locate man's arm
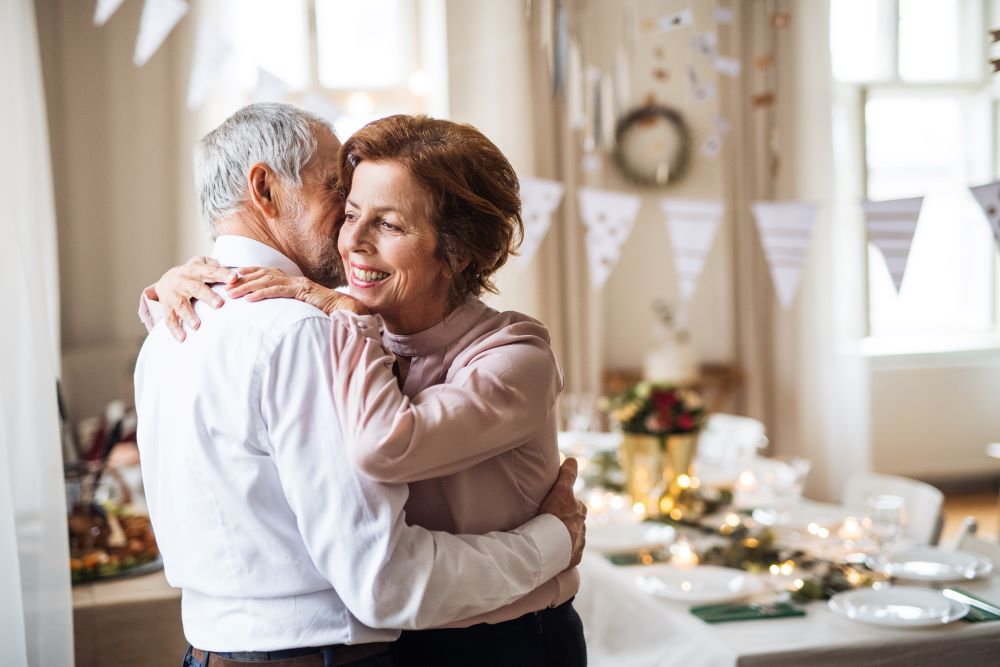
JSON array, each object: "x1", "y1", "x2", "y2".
[{"x1": 258, "y1": 316, "x2": 583, "y2": 630}]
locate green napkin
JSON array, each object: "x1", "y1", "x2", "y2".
[
  {"x1": 953, "y1": 588, "x2": 1000, "y2": 623},
  {"x1": 605, "y1": 551, "x2": 670, "y2": 566},
  {"x1": 690, "y1": 601, "x2": 806, "y2": 624}
]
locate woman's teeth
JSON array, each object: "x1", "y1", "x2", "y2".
[{"x1": 353, "y1": 267, "x2": 389, "y2": 282}]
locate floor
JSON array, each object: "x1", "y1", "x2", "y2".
[{"x1": 941, "y1": 489, "x2": 999, "y2": 542}]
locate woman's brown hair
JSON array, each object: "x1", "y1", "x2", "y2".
[{"x1": 339, "y1": 115, "x2": 523, "y2": 305}]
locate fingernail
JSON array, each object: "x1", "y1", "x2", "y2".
[{"x1": 228, "y1": 272, "x2": 238, "y2": 283}]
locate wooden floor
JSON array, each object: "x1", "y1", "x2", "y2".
[{"x1": 941, "y1": 489, "x2": 999, "y2": 542}]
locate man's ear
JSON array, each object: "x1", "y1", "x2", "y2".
[{"x1": 247, "y1": 163, "x2": 279, "y2": 218}]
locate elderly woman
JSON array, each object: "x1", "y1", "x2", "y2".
[{"x1": 145, "y1": 115, "x2": 586, "y2": 666}]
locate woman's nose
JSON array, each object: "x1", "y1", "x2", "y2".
[{"x1": 342, "y1": 219, "x2": 374, "y2": 252}]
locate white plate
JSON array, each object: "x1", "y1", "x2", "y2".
[
  {"x1": 868, "y1": 546, "x2": 993, "y2": 582},
  {"x1": 634, "y1": 564, "x2": 764, "y2": 604},
  {"x1": 586, "y1": 520, "x2": 677, "y2": 554},
  {"x1": 829, "y1": 586, "x2": 968, "y2": 627}
]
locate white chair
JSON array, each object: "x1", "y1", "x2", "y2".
[
  {"x1": 695, "y1": 414, "x2": 768, "y2": 487},
  {"x1": 841, "y1": 473, "x2": 944, "y2": 545},
  {"x1": 957, "y1": 533, "x2": 1000, "y2": 568}
]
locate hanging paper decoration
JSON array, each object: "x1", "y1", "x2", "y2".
[
  {"x1": 715, "y1": 6, "x2": 734, "y2": 24},
  {"x1": 661, "y1": 198, "x2": 725, "y2": 303},
  {"x1": 969, "y1": 181, "x2": 1000, "y2": 247},
  {"x1": 691, "y1": 32, "x2": 718, "y2": 57},
  {"x1": 658, "y1": 8, "x2": 694, "y2": 32},
  {"x1": 751, "y1": 201, "x2": 819, "y2": 308},
  {"x1": 700, "y1": 134, "x2": 723, "y2": 158},
  {"x1": 579, "y1": 187, "x2": 643, "y2": 289},
  {"x1": 715, "y1": 56, "x2": 742, "y2": 77},
  {"x1": 861, "y1": 197, "x2": 924, "y2": 292},
  {"x1": 134, "y1": 0, "x2": 189, "y2": 67},
  {"x1": 513, "y1": 177, "x2": 566, "y2": 269},
  {"x1": 93, "y1": 0, "x2": 125, "y2": 26},
  {"x1": 252, "y1": 68, "x2": 291, "y2": 102},
  {"x1": 688, "y1": 66, "x2": 716, "y2": 103},
  {"x1": 186, "y1": 22, "x2": 232, "y2": 110}
]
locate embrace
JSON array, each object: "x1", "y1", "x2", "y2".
[{"x1": 134, "y1": 103, "x2": 588, "y2": 667}]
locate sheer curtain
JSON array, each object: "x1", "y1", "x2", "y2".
[{"x1": 0, "y1": 0, "x2": 74, "y2": 664}]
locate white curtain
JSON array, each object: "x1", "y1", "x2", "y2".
[{"x1": 0, "y1": 0, "x2": 75, "y2": 664}]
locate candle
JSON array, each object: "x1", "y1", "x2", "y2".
[
  {"x1": 839, "y1": 516, "x2": 864, "y2": 541},
  {"x1": 670, "y1": 540, "x2": 700, "y2": 568}
]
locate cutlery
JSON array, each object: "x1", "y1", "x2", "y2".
[{"x1": 942, "y1": 588, "x2": 1000, "y2": 618}]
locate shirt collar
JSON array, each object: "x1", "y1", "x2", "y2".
[
  {"x1": 381, "y1": 296, "x2": 489, "y2": 357},
  {"x1": 211, "y1": 235, "x2": 304, "y2": 278}
]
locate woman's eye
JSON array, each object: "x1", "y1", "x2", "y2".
[{"x1": 379, "y1": 220, "x2": 402, "y2": 232}]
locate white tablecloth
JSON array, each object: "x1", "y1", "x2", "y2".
[{"x1": 576, "y1": 543, "x2": 1000, "y2": 666}]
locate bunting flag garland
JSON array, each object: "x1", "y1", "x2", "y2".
[
  {"x1": 186, "y1": 22, "x2": 232, "y2": 110},
  {"x1": 861, "y1": 197, "x2": 924, "y2": 292},
  {"x1": 252, "y1": 68, "x2": 291, "y2": 103},
  {"x1": 691, "y1": 32, "x2": 718, "y2": 57},
  {"x1": 969, "y1": 181, "x2": 1000, "y2": 247},
  {"x1": 513, "y1": 177, "x2": 565, "y2": 269},
  {"x1": 93, "y1": 0, "x2": 125, "y2": 26},
  {"x1": 134, "y1": 0, "x2": 189, "y2": 67},
  {"x1": 714, "y1": 56, "x2": 742, "y2": 77},
  {"x1": 661, "y1": 198, "x2": 725, "y2": 303},
  {"x1": 688, "y1": 65, "x2": 716, "y2": 103},
  {"x1": 658, "y1": 8, "x2": 694, "y2": 32},
  {"x1": 715, "y1": 7, "x2": 734, "y2": 24},
  {"x1": 579, "y1": 187, "x2": 643, "y2": 289},
  {"x1": 751, "y1": 201, "x2": 819, "y2": 308}
]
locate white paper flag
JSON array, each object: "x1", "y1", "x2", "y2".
[
  {"x1": 513, "y1": 177, "x2": 565, "y2": 269},
  {"x1": 700, "y1": 133, "x2": 723, "y2": 158},
  {"x1": 861, "y1": 197, "x2": 923, "y2": 292},
  {"x1": 969, "y1": 181, "x2": 1000, "y2": 248},
  {"x1": 186, "y1": 23, "x2": 232, "y2": 110},
  {"x1": 134, "y1": 0, "x2": 189, "y2": 67},
  {"x1": 715, "y1": 7, "x2": 734, "y2": 24},
  {"x1": 578, "y1": 187, "x2": 642, "y2": 289},
  {"x1": 691, "y1": 32, "x2": 718, "y2": 57},
  {"x1": 661, "y1": 198, "x2": 725, "y2": 303},
  {"x1": 94, "y1": 0, "x2": 125, "y2": 26},
  {"x1": 715, "y1": 56, "x2": 742, "y2": 77},
  {"x1": 751, "y1": 201, "x2": 818, "y2": 308},
  {"x1": 252, "y1": 68, "x2": 291, "y2": 102},
  {"x1": 658, "y1": 8, "x2": 694, "y2": 32},
  {"x1": 688, "y1": 66, "x2": 716, "y2": 103}
]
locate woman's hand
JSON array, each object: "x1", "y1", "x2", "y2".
[
  {"x1": 147, "y1": 256, "x2": 239, "y2": 341},
  {"x1": 227, "y1": 267, "x2": 369, "y2": 317}
]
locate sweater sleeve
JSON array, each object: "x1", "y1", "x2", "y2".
[{"x1": 328, "y1": 310, "x2": 564, "y2": 483}]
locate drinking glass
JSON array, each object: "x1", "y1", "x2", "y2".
[{"x1": 864, "y1": 494, "x2": 907, "y2": 553}]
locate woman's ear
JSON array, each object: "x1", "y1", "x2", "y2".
[{"x1": 247, "y1": 163, "x2": 279, "y2": 218}]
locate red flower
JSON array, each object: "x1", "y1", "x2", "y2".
[
  {"x1": 677, "y1": 414, "x2": 694, "y2": 431},
  {"x1": 651, "y1": 389, "x2": 677, "y2": 415}
]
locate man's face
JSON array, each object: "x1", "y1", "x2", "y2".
[{"x1": 278, "y1": 128, "x2": 344, "y2": 287}]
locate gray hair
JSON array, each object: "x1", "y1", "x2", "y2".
[{"x1": 193, "y1": 102, "x2": 334, "y2": 234}]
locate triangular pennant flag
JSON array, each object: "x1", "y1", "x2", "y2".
[
  {"x1": 861, "y1": 196, "x2": 923, "y2": 292},
  {"x1": 658, "y1": 8, "x2": 694, "y2": 32},
  {"x1": 94, "y1": 0, "x2": 125, "y2": 26},
  {"x1": 134, "y1": 0, "x2": 189, "y2": 67},
  {"x1": 751, "y1": 201, "x2": 818, "y2": 308},
  {"x1": 661, "y1": 198, "x2": 724, "y2": 303},
  {"x1": 512, "y1": 177, "x2": 565, "y2": 270},
  {"x1": 252, "y1": 68, "x2": 291, "y2": 103},
  {"x1": 578, "y1": 187, "x2": 642, "y2": 289},
  {"x1": 969, "y1": 181, "x2": 1000, "y2": 248},
  {"x1": 186, "y1": 22, "x2": 232, "y2": 110}
]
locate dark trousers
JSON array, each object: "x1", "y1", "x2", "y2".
[{"x1": 393, "y1": 599, "x2": 587, "y2": 667}]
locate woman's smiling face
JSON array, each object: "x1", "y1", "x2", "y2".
[{"x1": 339, "y1": 160, "x2": 453, "y2": 334}]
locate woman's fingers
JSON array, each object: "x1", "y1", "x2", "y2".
[
  {"x1": 164, "y1": 308, "x2": 186, "y2": 342},
  {"x1": 188, "y1": 280, "x2": 224, "y2": 309},
  {"x1": 244, "y1": 285, "x2": 298, "y2": 302},
  {"x1": 227, "y1": 270, "x2": 292, "y2": 299},
  {"x1": 173, "y1": 296, "x2": 201, "y2": 331}
]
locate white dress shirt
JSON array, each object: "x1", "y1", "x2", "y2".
[{"x1": 134, "y1": 235, "x2": 571, "y2": 652}]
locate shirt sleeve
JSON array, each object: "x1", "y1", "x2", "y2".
[
  {"x1": 138, "y1": 286, "x2": 163, "y2": 332},
  {"x1": 257, "y1": 316, "x2": 571, "y2": 630},
  {"x1": 328, "y1": 311, "x2": 564, "y2": 483}
]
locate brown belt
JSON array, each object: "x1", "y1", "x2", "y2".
[{"x1": 190, "y1": 642, "x2": 392, "y2": 667}]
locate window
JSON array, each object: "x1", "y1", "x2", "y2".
[
  {"x1": 218, "y1": 0, "x2": 447, "y2": 138},
  {"x1": 831, "y1": 0, "x2": 1000, "y2": 345}
]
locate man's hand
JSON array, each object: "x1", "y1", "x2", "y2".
[{"x1": 539, "y1": 458, "x2": 587, "y2": 568}]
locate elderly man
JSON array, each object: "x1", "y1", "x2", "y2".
[{"x1": 134, "y1": 103, "x2": 585, "y2": 667}]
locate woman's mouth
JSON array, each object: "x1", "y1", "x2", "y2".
[{"x1": 350, "y1": 265, "x2": 390, "y2": 286}]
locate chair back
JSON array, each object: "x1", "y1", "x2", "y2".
[
  {"x1": 956, "y1": 533, "x2": 1000, "y2": 568},
  {"x1": 841, "y1": 473, "x2": 944, "y2": 545}
]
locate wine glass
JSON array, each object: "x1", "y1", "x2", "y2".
[{"x1": 864, "y1": 494, "x2": 907, "y2": 555}]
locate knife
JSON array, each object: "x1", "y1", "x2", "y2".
[{"x1": 942, "y1": 587, "x2": 1000, "y2": 617}]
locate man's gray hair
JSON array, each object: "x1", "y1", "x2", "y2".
[{"x1": 194, "y1": 103, "x2": 334, "y2": 233}]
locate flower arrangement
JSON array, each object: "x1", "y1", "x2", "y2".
[{"x1": 605, "y1": 382, "x2": 707, "y2": 436}]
